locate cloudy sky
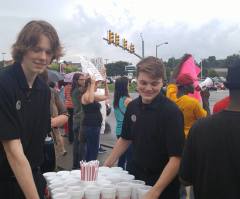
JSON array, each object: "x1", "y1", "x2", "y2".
[{"x1": 0, "y1": 0, "x2": 240, "y2": 65}]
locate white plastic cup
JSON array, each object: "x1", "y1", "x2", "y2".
[
  {"x1": 116, "y1": 182, "x2": 131, "y2": 187},
  {"x1": 101, "y1": 185, "x2": 116, "y2": 199},
  {"x1": 110, "y1": 167, "x2": 123, "y2": 172},
  {"x1": 81, "y1": 180, "x2": 96, "y2": 187},
  {"x1": 65, "y1": 179, "x2": 81, "y2": 187},
  {"x1": 131, "y1": 184, "x2": 145, "y2": 199},
  {"x1": 45, "y1": 175, "x2": 57, "y2": 184},
  {"x1": 84, "y1": 186, "x2": 101, "y2": 199},
  {"x1": 50, "y1": 187, "x2": 66, "y2": 196},
  {"x1": 121, "y1": 174, "x2": 135, "y2": 182},
  {"x1": 96, "y1": 179, "x2": 112, "y2": 186},
  {"x1": 131, "y1": 180, "x2": 145, "y2": 185},
  {"x1": 69, "y1": 189, "x2": 84, "y2": 199},
  {"x1": 137, "y1": 185, "x2": 152, "y2": 199},
  {"x1": 106, "y1": 174, "x2": 122, "y2": 184},
  {"x1": 52, "y1": 192, "x2": 71, "y2": 199},
  {"x1": 43, "y1": 172, "x2": 57, "y2": 178},
  {"x1": 49, "y1": 177, "x2": 64, "y2": 185},
  {"x1": 57, "y1": 170, "x2": 70, "y2": 176},
  {"x1": 48, "y1": 182, "x2": 64, "y2": 191},
  {"x1": 98, "y1": 166, "x2": 110, "y2": 172},
  {"x1": 120, "y1": 170, "x2": 129, "y2": 174},
  {"x1": 70, "y1": 169, "x2": 81, "y2": 175},
  {"x1": 70, "y1": 169, "x2": 81, "y2": 179},
  {"x1": 116, "y1": 183, "x2": 132, "y2": 199}
]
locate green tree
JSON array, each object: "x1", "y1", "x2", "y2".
[
  {"x1": 105, "y1": 61, "x2": 131, "y2": 76},
  {"x1": 165, "y1": 67, "x2": 172, "y2": 82},
  {"x1": 225, "y1": 54, "x2": 240, "y2": 67},
  {"x1": 208, "y1": 69, "x2": 218, "y2": 77},
  {"x1": 64, "y1": 65, "x2": 79, "y2": 73},
  {"x1": 49, "y1": 63, "x2": 59, "y2": 71},
  {"x1": 201, "y1": 67, "x2": 209, "y2": 78},
  {"x1": 166, "y1": 57, "x2": 179, "y2": 68},
  {"x1": 48, "y1": 63, "x2": 79, "y2": 73}
]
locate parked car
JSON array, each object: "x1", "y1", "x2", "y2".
[
  {"x1": 106, "y1": 77, "x2": 114, "y2": 84},
  {"x1": 209, "y1": 84, "x2": 218, "y2": 91},
  {"x1": 215, "y1": 82, "x2": 225, "y2": 90},
  {"x1": 131, "y1": 78, "x2": 137, "y2": 84}
]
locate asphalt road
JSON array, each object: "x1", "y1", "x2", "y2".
[{"x1": 57, "y1": 90, "x2": 229, "y2": 170}]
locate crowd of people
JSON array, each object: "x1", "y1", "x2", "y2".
[{"x1": 0, "y1": 19, "x2": 239, "y2": 199}]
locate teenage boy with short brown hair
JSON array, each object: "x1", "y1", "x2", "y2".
[
  {"x1": 104, "y1": 56, "x2": 184, "y2": 199},
  {"x1": 0, "y1": 20, "x2": 63, "y2": 199}
]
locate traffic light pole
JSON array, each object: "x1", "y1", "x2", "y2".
[
  {"x1": 140, "y1": 33, "x2": 144, "y2": 58},
  {"x1": 103, "y1": 38, "x2": 143, "y2": 60}
]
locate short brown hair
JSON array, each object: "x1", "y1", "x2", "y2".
[
  {"x1": 12, "y1": 20, "x2": 63, "y2": 63},
  {"x1": 136, "y1": 56, "x2": 165, "y2": 79}
]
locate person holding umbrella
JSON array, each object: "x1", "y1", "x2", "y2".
[{"x1": 81, "y1": 69, "x2": 109, "y2": 161}]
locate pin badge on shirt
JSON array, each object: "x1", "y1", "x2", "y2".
[
  {"x1": 16, "y1": 100, "x2": 21, "y2": 110},
  {"x1": 131, "y1": 114, "x2": 137, "y2": 122}
]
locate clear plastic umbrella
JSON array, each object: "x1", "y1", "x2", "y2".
[{"x1": 64, "y1": 71, "x2": 83, "y2": 83}]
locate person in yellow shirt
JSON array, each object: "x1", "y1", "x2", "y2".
[
  {"x1": 167, "y1": 74, "x2": 207, "y2": 199},
  {"x1": 167, "y1": 74, "x2": 207, "y2": 138}
]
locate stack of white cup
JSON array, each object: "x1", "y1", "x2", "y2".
[
  {"x1": 43, "y1": 166, "x2": 152, "y2": 199},
  {"x1": 116, "y1": 182, "x2": 132, "y2": 199},
  {"x1": 130, "y1": 180, "x2": 146, "y2": 199},
  {"x1": 84, "y1": 186, "x2": 101, "y2": 199},
  {"x1": 101, "y1": 184, "x2": 116, "y2": 199},
  {"x1": 137, "y1": 185, "x2": 152, "y2": 199}
]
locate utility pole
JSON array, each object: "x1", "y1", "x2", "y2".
[
  {"x1": 105, "y1": 59, "x2": 109, "y2": 65},
  {"x1": 140, "y1": 33, "x2": 144, "y2": 58},
  {"x1": 156, "y1": 42, "x2": 168, "y2": 58},
  {"x1": 103, "y1": 30, "x2": 143, "y2": 59},
  {"x1": 1, "y1": 52, "x2": 6, "y2": 67},
  {"x1": 103, "y1": 37, "x2": 142, "y2": 59}
]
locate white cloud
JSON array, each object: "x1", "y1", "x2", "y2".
[{"x1": 1, "y1": 0, "x2": 240, "y2": 65}]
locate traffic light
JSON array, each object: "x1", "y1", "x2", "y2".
[
  {"x1": 114, "y1": 33, "x2": 120, "y2": 46},
  {"x1": 123, "y1": 39, "x2": 128, "y2": 49},
  {"x1": 108, "y1": 30, "x2": 114, "y2": 44},
  {"x1": 130, "y1": 43, "x2": 135, "y2": 53}
]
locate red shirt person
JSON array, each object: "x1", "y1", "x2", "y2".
[{"x1": 212, "y1": 96, "x2": 230, "y2": 113}]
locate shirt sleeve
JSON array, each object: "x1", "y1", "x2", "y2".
[
  {"x1": 165, "y1": 105, "x2": 185, "y2": 157},
  {"x1": 194, "y1": 101, "x2": 207, "y2": 119},
  {"x1": 120, "y1": 105, "x2": 133, "y2": 140},
  {"x1": 0, "y1": 84, "x2": 20, "y2": 140},
  {"x1": 179, "y1": 126, "x2": 195, "y2": 185},
  {"x1": 54, "y1": 89, "x2": 68, "y2": 115},
  {"x1": 46, "y1": 88, "x2": 52, "y2": 135},
  {"x1": 213, "y1": 96, "x2": 230, "y2": 114}
]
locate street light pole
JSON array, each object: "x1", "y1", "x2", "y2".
[
  {"x1": 105, "y1": 59, "x2": 109, "y2": 65},
  {"x1": 2, "y1": 52, "x2": 6, "y2": 67},
  {"x1": 156, "y1": 42, "x2": 168, "y2": 58},
  {"x1": 140, "y1": 33, "x2": 144, "y2": 58}
]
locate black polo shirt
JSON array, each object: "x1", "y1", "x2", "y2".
[
  {"x1": 0, "y1": 63, "x2": 51, "y2": 178},
  {"x1": 121, "y1": 93, "x2": 184, "y2": 171},
  {"x1": 180, "y1": 110, "x2": 240, "y2": 199}
]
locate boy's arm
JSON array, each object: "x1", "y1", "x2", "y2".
[{"x1": 2, "y1": 139, "x2": 40, "y2": 199}]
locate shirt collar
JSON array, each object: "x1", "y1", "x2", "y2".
[
  {"x1": 137, "y1": 93, "x2": 164, "y2": 110},
  {"x1": 13, "y1": 62, "x2": 43, "y2": 90}
]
